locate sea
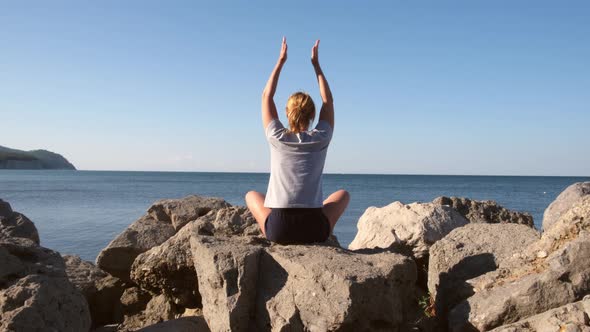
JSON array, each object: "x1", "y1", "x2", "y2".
[{"x1": 1, "y1": 170, "x2": 588, "y2": 262}]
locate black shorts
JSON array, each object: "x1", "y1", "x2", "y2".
[{"x1": 265, "y1": 208, "x2": 331, "y2": 244}]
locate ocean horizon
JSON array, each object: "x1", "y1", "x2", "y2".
[{"x1": 1, "y1": 170, "x2": 589, "y2": 262}]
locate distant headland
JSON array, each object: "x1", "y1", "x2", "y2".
[{"x1": 0, "y1": 145, "x2": 76, "y2": 170}]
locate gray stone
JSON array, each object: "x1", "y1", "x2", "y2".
[
  {"x1": 448, "y1": 196, "x2": 590, "y2": 331},
  {"x1": 256, "y1": 245, "x2": 417, "y2": 331},
  {"x1": 136, "y1": 316, "x2": 210, "y2": 332},
  {"x1": 0, "y1": 198, "x2": 13, "y2": 218},
  {"x1": 63, "y1": 254, "x2": 130, "y2": 327},
  {"x1": 543, "y1": 181, "x2": 590, "y2": 231},
  {"x1": 91, "y1": 275, "x2": 126, "y2": 326},
  {"x1": 63, "y1": 254, "x2": 108, "y2": 300},
  {"x1": 0, "y1": 210, "x2": 40, "y2": 245},
  {"x1": 349, "y1": 201, "x2": 469, "y2": 260},
  {"x1": 148, "y1": 195, "x2": 230, "y2": 230},
  {"x1": 96, "y1": 214, "x2": 176, "y2": 280},
  {"x1": 130, "y1": 220, "x2": 205, "y2": 308},
  {"x1": 428, "y1": 223, "x2": 540, "y2": 317},
  {"x1": 0, "y1": 274, "x2": 91, "y2": 332},
  {"x1": 97, "y1": 196, "x2": 232, "y2": 281},
  {"x1": 120, "y1": 294, "x2": 178, "y2": 332},
  {"x1": 120, "y1": 286, "x2": 151, "y2": 318},
  {"x1": 92, "y1": 324, "x2": 119, "y2": 332},
  {"x1": 489, "y1": 296, "x2": 590, "y2": 332},
  {"x1": 190, "y1": 235, "x2": 264, "y2": 332},
  {"x1": 0, "y1": 236, "x2": 90, "y2": 331},
  {"x1": 130, "y1": 206, "x2": 265, "y2": 308},
  {"x1": 433, "y1": 196, "x2": 534, "y2": 227}
]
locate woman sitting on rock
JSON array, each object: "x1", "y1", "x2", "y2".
[{"x1": 245, "y1": 37, "x2": 349, "y2": 244}]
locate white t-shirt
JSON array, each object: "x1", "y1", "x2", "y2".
[{"x1": 264, "y1": 119, "x2": 333, "y2": 208}]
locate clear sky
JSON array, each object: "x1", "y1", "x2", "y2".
[{"x1": 2, "y1": 1, "x2": 589, "y2": 176}]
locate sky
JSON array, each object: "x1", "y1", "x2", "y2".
[{"x1": 1, "y1": 1, "x2": 589, "y2": 176}]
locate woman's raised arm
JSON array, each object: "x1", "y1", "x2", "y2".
[
  {"x1": 311, "y1": 40, "x2": 334, "y2": 129},
  {"x1": 261, "y1": 37, "x2": 287, "y2": 130}
]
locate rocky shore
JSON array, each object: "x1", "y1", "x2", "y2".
[{"x1": 1, "y1": 182, "x2": 589, "y2": 331}]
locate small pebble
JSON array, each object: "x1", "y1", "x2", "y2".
[{"x1": 536, "y1": 250, "x2": 548, "y2": 258}]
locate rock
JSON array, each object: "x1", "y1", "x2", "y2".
[
  {"x1": 256, "y1": 245, "x2": 417, "y2": 331},
  {"x1": 120, "y1": 294, "x2": 178, "y2": 331},
  {"x1": 130, "y1": 206, "x2": 263, "y2": 308},
  {"x1": 96, "y1": 214, "x2": 176, "y2": 280},
  {"x1": 207, "y1": 206, "x2": 260, "y2": 237},
  {"x1": 136, "y1": 316, "x2": 210, "y2": 332},
  {"x1": 427, "y1": 223, "x2": 540, "y2": 317},
  {"x1": 0, "y1": 231, "x2": 90, "y2": 331},
  {"x1": 0, "y1": 275, "x2": 91, "y2": 332},
  {"x1": 91, "y1": 275, "x2": 127, "y2": 326},
  {"x1": 0, "y1": 199, "x2": 13, "y2": 218},
  {"x1": 97, "y1": 196, "x2": 231, "y2": 281},
  {"x1": 130, "y1": 220, "x2": 205, "y2": 308},
  {"x1": 349, "y1": 201, "x2": 469, "y2": 260},
  {"x1": 63, "y1": 254, "x2": 130, "y2": 327},
  {"x1": 92, "y1": 324, "x2": 119, "y2": 332},
  {"x1": 448, "y1": 196, "x2": 590, "y2": 331},
  {"x1": 191, "y1": 235, "x2": 264, "y2": 332},
  {"x1": 0, "y1": 200, "x2": 40, "y2": 244},
  {"x1": 148, "y1": 195, "x2": 230, "y2": 230},
  {"x1": 489, "y1": 296, "x2": 590, "y2": 332},
  {"x1": 433, "y1": 196, "x2": 534, "y2": 227},
  {"x1": 63, "y1": 254, "x2": 108, "y2": 300},
  {"x1": 120, "y1": 286, "x2": 151, "y2": 317},
  {"x1": 543, "y1": 181, "x2": 590, "y2": 231}
]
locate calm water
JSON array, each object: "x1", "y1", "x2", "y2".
[{"x1": 1, "y1": 170, "x2": 588, "y2": 261}]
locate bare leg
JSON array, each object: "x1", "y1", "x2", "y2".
[
  {"x1": 245, "y1": 191, "x2": 271, "y2": 237},
  {"x1": 322, "y1": 189, "x2": 350, "y2": 233}
]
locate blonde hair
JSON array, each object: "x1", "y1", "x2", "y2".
[{"x1": 286, "y1": 92, "x2": 315, "y2": 133}]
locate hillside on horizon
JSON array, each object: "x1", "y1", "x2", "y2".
[{"x1": 0, "y1": 145, "x2": 76, "y2": 170}]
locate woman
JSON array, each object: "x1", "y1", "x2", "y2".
[{"x1": 245, "y1": 37, "x2": 349, "y2": 244}]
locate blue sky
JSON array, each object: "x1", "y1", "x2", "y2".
[{"x1": 2, "y1": 1, "x2": 589, "y2": 175}]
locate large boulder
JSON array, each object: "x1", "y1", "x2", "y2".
[
  {"x1": 96, "y1": 214, "x2": 176, "y2": 280},
  {"x1": 148, "y1": 195, "x2": 230, "y2": 231},
  {"x1": 349, "y1": 201, "x2": 469, "y2": 260},
  {"x1": 63, "y1": 254, "x2": 108, "y2": 301},
  {"x1": 0, "y1": 199, "x2": 40, "y2": 244},
  {"x1": 0, "y1": 199, "x2": 12, "y2": 217},
  {"x1": 448, "y1": 196, "x2": 590, "y2": 331},
  {"x1": 542, "y1": 181, "x2": 590, "y2": 231},
  {"x1": 136, "y1": 316, "x2": 210, "y2": 332},
  {"x1": 63, "y1": 254, "x2": 128, "y2": 327},
  {"x1": 0, "y1": 230, "x2": 91, "y2": 331},
  {"x1": 256, "y1": 245, "x2": 417, "y2": 331},
  {"x1": 119, "y1": 294, "x2": 179, "y2": 332},
  {"x1": 92, "y1": 275, "x2": 127, "y2": 326},
  {"x1": 427, "y1": 223, "x2": 540, "y2": 318},
  {"x1": 130, "y1": 206, "x2": 260, "y2": 308},
  {"x1": 489, "y1": 296, "x2": 590, "y2": 332},
  {"x1": 191, "y1": 235, "x2": 264, "y2": 332},
  {"x1": 97, "y1": 195, "x2": 229, "y2": 280},
  {"x1": 433, "y1": 196, "x2": 534, "y2": 227}
]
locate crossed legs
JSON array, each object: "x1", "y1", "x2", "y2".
[{"x1": 245, "y1": 189, "x2": 350, "y2": 237}]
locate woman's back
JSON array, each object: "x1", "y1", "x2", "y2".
[{"x1": 264, "y1": 119, "x2": 333, "y2": 208}]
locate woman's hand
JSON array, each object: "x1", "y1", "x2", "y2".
[
  {"x1": 279, "y1": 37, "x2": 288, "y2": 64},
  {"x1": 311, "y1": 40, "x2": 320, "y2": 66}
]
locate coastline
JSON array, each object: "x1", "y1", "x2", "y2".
[
  {"x1": 2, "y1": 170, "x2": 589, "y2": 262},
  {"x1": 2, "y1": 181, "x2": 589, "y2": 330}
]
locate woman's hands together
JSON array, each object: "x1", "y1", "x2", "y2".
[
  {"x1": 277, "y1": 37, "x2": 321, "y2": 67},
  {"x1": 279, "y1": 37, "x2": 288, "y2": 64}
]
